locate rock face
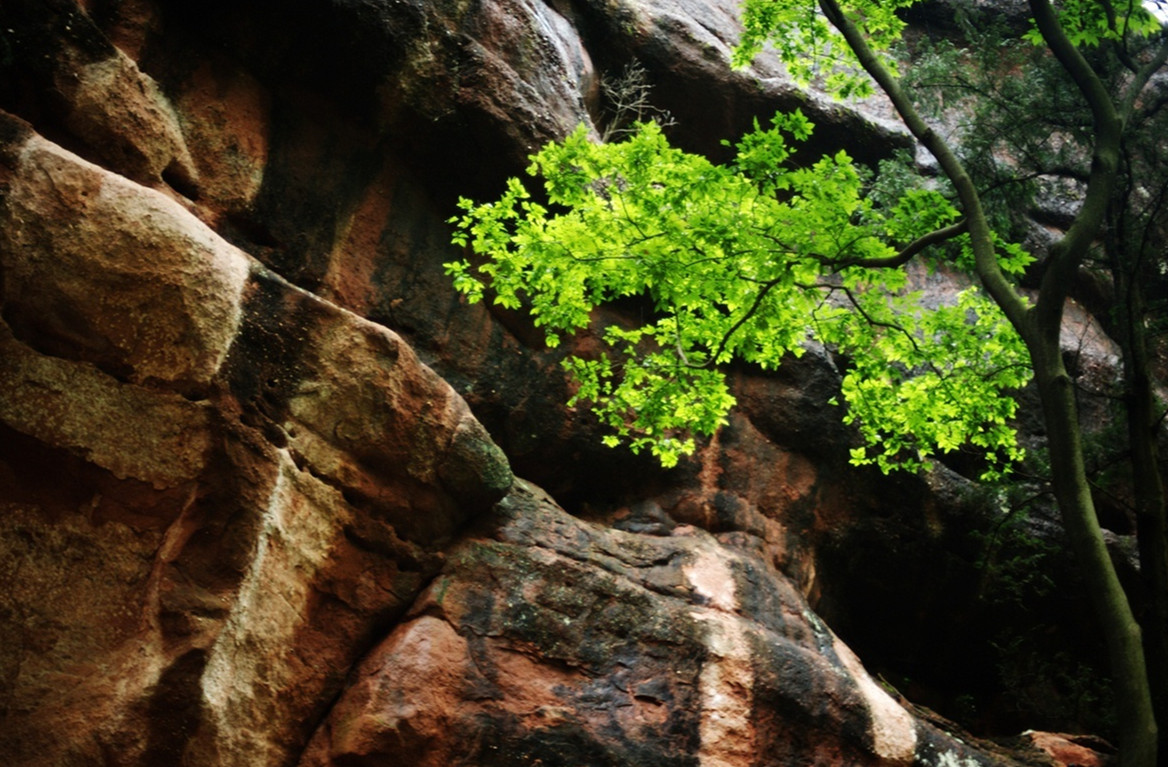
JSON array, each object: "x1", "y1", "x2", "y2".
[
  {"x1": 0, "y1": 0, "x2": 1132, "y2": 764},
  {"x1": 301, "y1": 481, "x2": 1009, "y2": 767},
  {"x1": 0, "y1": 108, "x2": 511, "y2": 765}
]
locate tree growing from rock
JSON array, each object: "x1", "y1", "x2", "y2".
[{"x1": 447, "y1": 1, "x2": 1168, "y2": 764}]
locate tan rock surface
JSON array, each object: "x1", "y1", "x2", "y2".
[
  {"x1": 0, "y1": 132, "x2": 247, "y2": 390},
  {"x1": 0, "y1": 113, "x2": 511, "y2": 765}
]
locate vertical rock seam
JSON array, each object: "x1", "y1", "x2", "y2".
[{"x1": 685, "y1": 545, "x2": 757, "y2": 766}]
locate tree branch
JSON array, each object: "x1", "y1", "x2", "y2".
[
  {"x1": 694, "y1": 273, "x2": 787, "y2": 367},
  {"x1": 825, "y1": 218, "x2": 969, "y2": 269},
  {"x1": 1028, "y1": 0, "x2": 1125, "y2": 339},
  {"x1": 816, "y1": 0, "x2": 1032, "y2": 335}
]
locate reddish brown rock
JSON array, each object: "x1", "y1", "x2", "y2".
[
  {"x1": 1023, "y1": 731, "x2": 1114, "y2": 767},
  {"x1": 59, "y1": 45, "x2": 198, "y2": 188},
  {"x1": 0, "y1": 116, "x2": 511, "y2": 765},
  {"x1": 172, "y1": 60, "x2": 271, "y2": 225},
  {"x1": 301, "y1": 481, "x2": 1018, "y2": 767},
  {"x1": 0, "y1": 322, "x2": 213, "y2": 488}
]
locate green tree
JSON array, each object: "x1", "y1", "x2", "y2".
[
  {"x1": 738, "y1": 3, "x2": 1166, "y2": 762},
  {"x1": 448, "y1": 1, "x2": 1167, "y2": 763},
  {"x1": 743, "y1": 7, "x2": 1166, "y2": 764},
  {"x1": 903, "y1": 11, "x2": 1168, "y2": 756}
]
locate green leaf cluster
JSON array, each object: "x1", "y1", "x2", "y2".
[
  {"x1": 1022, "y1": 0, "x2": 1162, "y2": 47},
  {"x1": 447, "y1": 114, "x2": 1031, "y2": 476},
  {"x1": 734, "y1": 0, "x2": 918, "y2": 97},
  {"x1": 840, "y1": 287, "x2": 1029, "y2": 477}
]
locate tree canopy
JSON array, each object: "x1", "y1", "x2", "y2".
[{"x1": 448, "y1": 113, "x2": 1031, "y2": 475}]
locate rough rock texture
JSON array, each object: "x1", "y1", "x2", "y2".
[
  {"x1": 0, "y1": 0, "x2": 1139, "y2": 764},
  {"x1": 0, "y1": 109, "x2": 511, "y2": 765},
  {"x1": 300, "y1": 481, "x2": 1014, "y2": 767}
]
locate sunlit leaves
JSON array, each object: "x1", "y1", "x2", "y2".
[
  {"x1": 837, "y1": 288, "x2": 1029, "y2": 479},
  {"x1": 883, "y1": 189, "x2": 959, "y2": 242},
  {"x1": 447, "y1": 115, "x2": 1031, "y2": 476},
  {"x1": 1023, "y1": 0, "x2": 1163, "y2": 46},
  {"x1": 734, "y1": 0, "x2": 920, "y2": 97}
]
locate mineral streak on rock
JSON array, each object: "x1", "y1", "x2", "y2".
[
  {"x1": 692, "y1": 611, "x2": 757, "y2": 767},
  {"x1": 0, "y1": 106, "x2": 511, "y2": 764}
]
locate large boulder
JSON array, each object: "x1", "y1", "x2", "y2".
[
  {"x1": 0, "y1": 112, "x2": 511, "y2": 766},
  {"x1": 300, "y1": 480, "x2": 1020, "y2": 767}
]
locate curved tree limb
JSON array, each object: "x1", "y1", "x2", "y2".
[
  {"x1": 1027, "y1": 0, "x2": 1124, "y2": 337},
  {"x1": 816, "y1": 0, "x2": 1032, "y2": 337},
  {"x1": 824, "y1": 218, "x2": 969, "y2": 269}
]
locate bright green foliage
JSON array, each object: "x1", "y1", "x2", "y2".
[
  {"x1": 1022, "y1": 0, "x2": 1162, "y2": 46},
  {"x1": 733, "y1": 0, "x2": 917, "y2": 97},
  {"x1": 839, "y1": 286, "x2": 1029, "y2": 475},
  {"x1": 736, "y1": 0, "x2": 1161, "y2": 95},
  {"x1": 448, "y1": 114, "x2": 1031, "y2": 474}
]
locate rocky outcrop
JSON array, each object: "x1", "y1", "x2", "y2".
[
  {"x1": 301, "y1": 481, "x2": 1016, "y2": 767},
  {"x1": 0, "y1": 110, "x2": 510, "y2": 765},
  {"x1": 0, "y1": 0, "x2": 1135, "y2": 763}
]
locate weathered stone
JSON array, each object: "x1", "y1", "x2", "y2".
[
  {"x1": 170, "y1": 61, "x2": 271, "y2": 224},
  {"x1": 183, "y1": 449, "x2": 437, "y2": 766},
  {"x1": 301, "y1": 481, "x2": 1020, "y2": 767},
  {"x1": 0, "y1": 106, "x2": 511, "y2": 766},
  {"x1": 0, "y1": 130, "x2": 248, "y2": 391},
  {"x1": 60, "y1": 46, "x2": 198, "y2": 188},
  {"x1": 226, "y1": 267, "x2": 513, "y2": 538},
  {"x1": 0, "y1": 323, "x2": 212, "y2": 489}
]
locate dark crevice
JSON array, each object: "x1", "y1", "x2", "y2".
[
  {"x1": 140, "y1": 649, "x2": 209, "y2": 766},
  {"x1": 161, "y1": 159, "x2": 200, "y2": 201}
]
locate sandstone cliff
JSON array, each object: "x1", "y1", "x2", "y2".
[{"x1": 0, "y1": 1, "x2": 1129, "y2": 765}]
